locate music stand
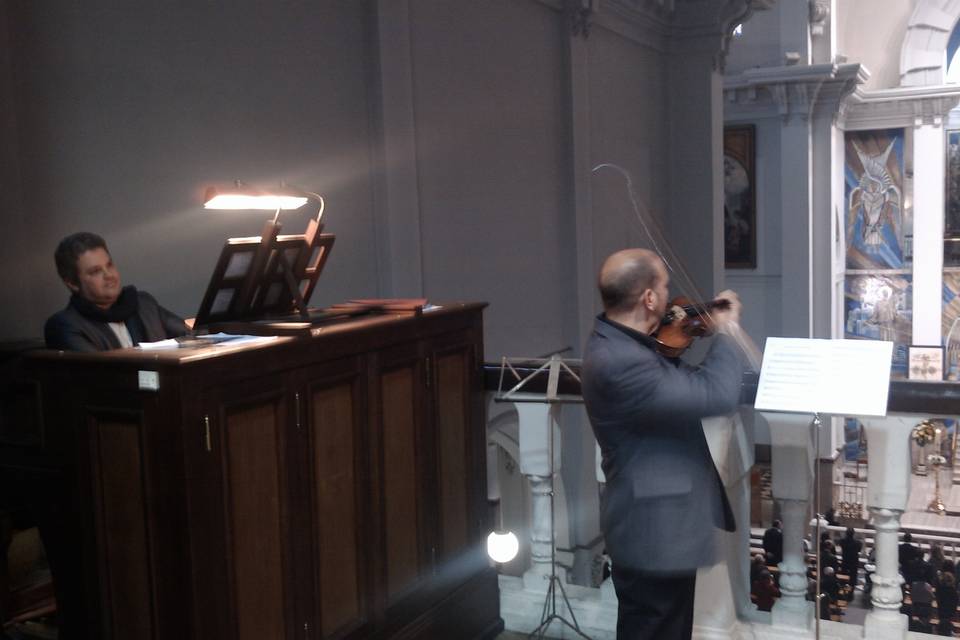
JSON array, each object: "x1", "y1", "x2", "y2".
[
  {"x1": 194, "y1": 212, "x2": 334, "y2": 328},
  {"x1": 495, "y1": 354, "x2": 592, "y2": 640}
]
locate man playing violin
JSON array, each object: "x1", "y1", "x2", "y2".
[{"x1": 581, "y1": 248, "x2": 745, "y2": 640}]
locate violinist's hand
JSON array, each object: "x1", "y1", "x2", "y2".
[{"x1": 712, "y1": 289, "x2": 741, "y2": 331}]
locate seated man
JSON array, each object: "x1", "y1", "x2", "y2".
[{"x1": 45, "y1": 232, "x2": 189, "y2": 351}]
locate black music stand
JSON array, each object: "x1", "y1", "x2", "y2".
[
  {"x1": 495, "y1": 354, "x2": 592, "y2": 640},
  {"x1": 194, "y1": 216, "x2": 334, "y2": 329}
]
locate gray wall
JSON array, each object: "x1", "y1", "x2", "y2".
[
  {"x1": 2, "y1": 1, "x2": 381, "y2": 340},
  {"x1": 0, "y1": 0, "x2": 678, "y2": 361},
  {"x1": 1, "y1": 0, "x2": 740, "y2": 585}
]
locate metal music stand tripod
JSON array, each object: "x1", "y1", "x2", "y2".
[{"x1": 496, "y1": 353, "x2": 592, "y2": 640}]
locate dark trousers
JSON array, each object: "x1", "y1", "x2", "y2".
[{"x1": 611, "y1": 566, "x2": 697, "y2": 640}]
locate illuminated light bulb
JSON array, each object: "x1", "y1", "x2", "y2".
[{"x1": 486, "y1": 530, "x2": 519, "y2": 563}]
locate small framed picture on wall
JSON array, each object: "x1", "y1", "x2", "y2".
[
  {"x1": 723, "y1": 125, "x2": 757, "y2": 268},
  {"x1": 908, "y1": 345, "x2": 944, "y2": 381}
]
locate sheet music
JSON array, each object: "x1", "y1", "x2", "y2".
[{"x1": 755, "y1": 337, "x2": 893, "y2": 417}]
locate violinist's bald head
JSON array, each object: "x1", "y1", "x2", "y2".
[{"x1": 598, "y1": 248, "x2": 665, "y2": 312}]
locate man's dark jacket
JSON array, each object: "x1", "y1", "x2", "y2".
[
  {"x1": 582, "y1": 316, "x2": 742, "y2": 573},
  {"x1": 45, "y1": 289, "x2": 188, "y2": 351}
]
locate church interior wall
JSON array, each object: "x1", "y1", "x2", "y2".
[
  {"x1": 403, "y1": 0, "x2": 571, "y2": 359},
  {"x1": 724, "y1": 5, "x2": 784, "y2": 73},
  {"x1": 0, "y1": 1, "x2": 382, "y2": 342},
  {"x1": 838, "y1": 0, "x2": 915, "y2": 89},
  {"x1": 588, "y1": 25, "x2": 669, "y2": 286},
  {"x1": 0, "y1": 0, "x2": 683, "y2": 366},
  {"x1": 723, "y1": 114, "x2": 782, "y2": 349}
]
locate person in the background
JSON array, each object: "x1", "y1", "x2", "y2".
[
  {"x1": 45, "y1": 232, "x2": 189, "y2": 351},
  {"x1": 763, "y1": 520, "x2": 783, "y2": 566}
]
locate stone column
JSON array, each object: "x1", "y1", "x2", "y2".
[
  {"x1": 759, "y1": 411, "x2": 815, "y2": 629},
  {"x1": 525, "y1": 474, "x2": 554, "y2": 590},
  {"x1": 515, "y1": 403, "x2": 567, "y2": 590},
  {"x1": 775, "y1": 498, "x2": 813, "y2": 624},
  {"x1": 867, "y1": 507, "x2": 906, "y2": 633},
  {"x1": 861, "y1": 415, "x2": 916, "y2": 640}
]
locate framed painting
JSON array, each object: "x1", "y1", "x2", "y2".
[
  {"x1": 908, "y1": 345, "x2": 944, "y2": 381},
  {"x1": 844, "y1": 128, "x2": 907, "y2": 270},
  {"x1": 724, "y1": 125, "x2": 756, "y2": 268}
]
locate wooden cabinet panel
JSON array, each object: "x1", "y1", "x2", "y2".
[
  {"x1": 222, "y1": 398, "x2": 289, "y2": 640},
  {"x1": 24, "y1": 303, "x2": 498, "y2": 640},
  {"x1": 89, "y1": 414, "x2": 153, "y2": 640},
  {"x1": 435, "y1": 351, "x2": 470, "y2": 560},
  {"x1": 309, "y1": 382, "x2": 362, "y2": 637},
  {"x1": 380, "y1": 366, "x2": 422, "y2": 602}
]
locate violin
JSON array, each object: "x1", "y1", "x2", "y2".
[{"x1": 652, "y1": 296, "x2": 731, "y2": 358}]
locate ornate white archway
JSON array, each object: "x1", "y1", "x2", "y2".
[{"x1": 900, "y1": 0, "x2": 960, "y2": 86}]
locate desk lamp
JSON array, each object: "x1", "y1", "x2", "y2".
[{"x1": 195, "y1": 182, "x2": 333, "y2": 327}]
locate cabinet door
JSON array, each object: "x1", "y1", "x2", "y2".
[
  {"x1": 428, "y1": 333, "x2": 485, "y2": 581},
  {"x1": 292, "y1": 358, "x2": 370, "y2": 639},
  {"x1": 372, "y1": 343, "x2": 430, "y2": 608},
  {"x1": 197, "y1": 380, "x2": 296, "y2": 640}
]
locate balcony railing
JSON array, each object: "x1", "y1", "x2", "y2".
[{"x1": 484, "y1": 363, "x2": 960, "y2": 639}]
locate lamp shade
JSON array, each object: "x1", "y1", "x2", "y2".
[
  {"x1": 203, "y1": 186, "x2": 308, "y2": 211},
  {"x1": 486, "y1": 530, "x2": 519, "y2": 563}
]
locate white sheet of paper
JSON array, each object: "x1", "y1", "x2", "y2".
[
  {"x1": 755, "y1": 337, "x2": 893, "y2": 417},
  {"x1": 137, "y1": 338, "x2": 180, "y2": 350}
]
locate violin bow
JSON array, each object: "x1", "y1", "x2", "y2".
[{"x1": 592, "y1": 162, "x2": 762, "y2": 372}]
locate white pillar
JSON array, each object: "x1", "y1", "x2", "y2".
[
  {"x1": 866, "y1": 507, "x2": 907, "y2": 636},
  {"x1": 861, "y1": 415, "x2": 916, "y2": 639},
  {"x1": 912, "y1": 119, "x2": 946, "y2": 346},
  {"x1": 524, "y1": 474, "x2": 554, "y2": 591},
  {"x1": 515, "y1": 403, "x2": 567, "y2": 590},
  {"x1": 759, "y1": 411, "x2": 815, "y2": 629}
]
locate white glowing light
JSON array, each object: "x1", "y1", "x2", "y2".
[
  {"x1": 486, "y1": 530, "x2": 519, "y2": 563},
  {"x1": 204, "y1": 194, "x2": 308, "y2": 210}
]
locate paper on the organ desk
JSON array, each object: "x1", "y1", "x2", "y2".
[
  {"x1": 137, "y1": 338, "x2": 180, "y2": 350},
  {"x1": 755, "y1": 337, "x2": 893, "y2": 417}
]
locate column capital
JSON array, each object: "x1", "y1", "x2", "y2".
[{"x1": 867, "y1": 506, "x2": 905, "y2": 530}]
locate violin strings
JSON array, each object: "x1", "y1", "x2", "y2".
[{"x1": 592, "y1": 162, "x2": 763, "y2": 372}]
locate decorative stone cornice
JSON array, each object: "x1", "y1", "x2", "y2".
[
  {"x1": 839, "y1": 83, "x2": 960, "y2": 130},
  {"x1": 724, "y1": 62, "x2": 866, "y2": 123},
  {"x1": 581, "y1": 0, "x2": 769, "y2": 70}
]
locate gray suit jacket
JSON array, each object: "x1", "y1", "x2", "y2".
[
  {"x1": 582, "y1": 315, "x2": 742, "y2": 573},
  {"x1": 45, "y1": 291, "x2": 188, "y2": 352}
]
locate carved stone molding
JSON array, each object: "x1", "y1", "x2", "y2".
[
  {"x1": 809, "y1": 0, "x2": 830, "y2": 38},
  {"x1": 567, "y1": 0, "x2": 596, "y2": 39},
  {"x1": 724, "y1": 62, "x2": 866, "y2": 124},
  {"x1": 900, "y1": 0, "x2": 960, "y2": 87},
  {"x1": 839, "y1": 84, "x2": 960, "y2": 130},
  {"x1": 589, "y1": 0, "x2": 767, "y2": 70}
]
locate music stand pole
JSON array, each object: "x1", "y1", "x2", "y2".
[
  {"x1": 813, "y1": 413, "x2": 823, "y2": 640},
  {"x1": 528, "y1": 402, "x2": 591, "y2": 640}
]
